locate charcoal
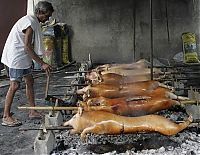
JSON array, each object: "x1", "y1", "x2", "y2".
[{"x1": 52, "y1": 102, "x2": 200, "y2": 155}]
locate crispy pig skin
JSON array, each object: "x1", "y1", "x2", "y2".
[
  {"x1": 77, "y1": 80, "x2": 173, "y2": 99},
  {"x1": 85, "y1": 96, "x2": 178, "y2": 116},
  {"x1": 87, "y1": 73, "x2": 151, "y2": 85},
  {"x1": 63, "y1": 109, "x2": 192, "y2": 140}
]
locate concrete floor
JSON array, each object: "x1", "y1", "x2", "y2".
[{"x1": 0, "y1": 68, "x2": 72, "y2": 155}]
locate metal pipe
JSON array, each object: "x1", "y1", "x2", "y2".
[
  {"x1": 55, "y1": 61, "x2": 76, "y2": 71},
  {"x1": 158, "y1": 77, "x2": 200, "y2": 81},
  {"x1": 18, "y1": 106, "x2": 79, "y2": 111},
  {"x1": 47, "y1": 94, "x2": 66, "y2": 96},
  {"x1": 175, "y1": 87, "x2": 200, "y2": 90},
  {"x1": 19, "y1": 126, "x2": 73, "y2": 131},
  {"x1": 133, "y1": 0, "x2": 136, "y2": 61},
  {"x1": 53, "y1": 83, "x2": 87, "y2": 87},
  {"x1": 165, "y1": 0, "x2": 170, "y2": 42},
  {"x1": 154, "y1": 63, "x2": 200, "y2": 68},
  {"x1": 150, "y1": 0, "x2": 154, "y2": 80},
  {"x1": 65, "y1": 71, "x2": 90, "y2": 74},
  {"x1": 63, "y1": 76, "x2": 84, "y2": 79},
  {"x1": 159, "y1": 71, "x2": 200, "y2": 74}
]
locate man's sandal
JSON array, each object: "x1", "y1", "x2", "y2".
[{"x1": 1, "y1": 119, "x2": 22, "y2": 127}]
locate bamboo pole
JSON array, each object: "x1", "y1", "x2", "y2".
[
  {"x1": 45, "y1": 74, "x2": 50, "y2": 98},
  {"x1": 180, "y1": 100, "x2": 199, "y2": 105},
  {"x1": 18, "y1": 106, "x2": 79, "y2": 111},
  {"x1": 18, "y1": 99, "x2": 199, "y2": 111},
  {"x1": 18, "y1": 105, "x2": 112, "y2": 111}
]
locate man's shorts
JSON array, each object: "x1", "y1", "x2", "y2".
[{"x1": 9, "y1": 67, "x2": 32, "y2": 82}]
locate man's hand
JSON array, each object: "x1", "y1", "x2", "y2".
[{"x1": 41, "y1": 63, "x2": 52, "y2": 74}]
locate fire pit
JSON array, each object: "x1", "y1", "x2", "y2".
[
  {"x1": 30, "y1": 60, "x2": 200, "y2": 155},
  {"x1": 51, "y1": 109, "x2": 200, "y2": 155}
]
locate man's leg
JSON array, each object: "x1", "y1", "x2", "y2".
[
  {"x1": 3, "y1": 80, "x2": 20, "y2": 122},
  {"x1": 24, "y1": 74, "x2": 42, "y2": 118}
]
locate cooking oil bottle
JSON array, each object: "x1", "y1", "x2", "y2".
[{"x1": 182, "y1": 32, "x2": 200, "y2": 63}]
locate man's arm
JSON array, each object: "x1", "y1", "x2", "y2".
[{"x1": 24, "y1": 26, "x2": 52, "y2": 74}]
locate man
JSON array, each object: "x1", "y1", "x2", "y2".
[{"x1": 1, "y1": 1, "x2": 54, "y2": 126}]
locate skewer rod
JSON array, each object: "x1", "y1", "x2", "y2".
[
  {"x1": 65, "y1": 71, "x2": 89, "y2": 74},
  {"x1": 18, "y1": 106, "x2": 79, "y2": 110},
  {"x1": 53, "y1": 84, "x2": 87, "y2": 87},
  {"x1": 18, "y1": 105, "x2": 112, "y2": 111},
  {"x1": 180, "y1": 100, "x2": 199, "y2": 105},
  {"x1": 18, "y1": 123, "x2": 199, "y2": 131},
  {"x1": 19, "y1": 126, "x2": 73, "y2": 131}
]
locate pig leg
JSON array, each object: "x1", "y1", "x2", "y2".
[
  {"x1": 158, "y1": 83, "x2": 174, "y2": 91},
  {"x1": 63, "y1": 120, "x2": 70, "y2": 126},
  {"x1": 154, "y1": 115, "x2": 193, "y2": 136},
  {"x1": 80, "y1": 120, "x2": 124, "y2": 141},
  {"x1": 80, "y1": 115, "x2": 192, "y2": 141},
  {"x1": 70, "y1": 129, "x2": 79, "y2": 134},
  {"x1": 123, "y1": 115, "x2": 192, "y2": 136},
  {"x1": 63, "y1": 120, "x2": 79, "y2": 134},
  {"x1": 166, "y1": 92, "x2": 189, "y2": 101}
]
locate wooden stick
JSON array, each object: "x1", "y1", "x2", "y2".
[
  {"x1": 180, "y1": 100, "x2": 199, "y2": 105},
  {"x1": 18, "y1": 99, "x2": 200, "y2": 111},
  {"x1": 18, "y1": 105, "x2": 112, "y2": 111},
  {"x1": 18, "y1": 106, "x2": 79, "y2": 111},
  {"x1": 45, "y1": 74, "x2": 50, "y2": 98}
]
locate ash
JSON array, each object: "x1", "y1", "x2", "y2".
[{"x1": 51, "y1": 109, "x2": 200, "y2": 155}]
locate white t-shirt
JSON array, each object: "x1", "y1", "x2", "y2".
[{"x1": 1, "y1": 15, "x2": 44, "y2": 69}]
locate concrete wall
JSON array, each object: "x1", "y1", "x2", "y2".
[
  {"x1": 0, "y1": 0, "x2": 27, "y2": 70},
  {"x1": 32, "y1": 0, "x2": 200, "y2": 64}
]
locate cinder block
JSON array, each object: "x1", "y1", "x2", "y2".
[
  {"x1": 34, "y1": 129, "x2": 55, "y2": 155},
  {"x1": 185, "y1": 104, "x2": 200, "y2": 121},
  {"x1": 188, "y1": 90, "x2": 200, "y2": 100},
  {"x1": 45, "y1": 111, "x2": 63, "y2": 127},
  {"x1": 188, "y1": 90, "x2": 194, "y2": 99}
]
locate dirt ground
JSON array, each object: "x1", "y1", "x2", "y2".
[{"x1": 0, "y1": 67, "x2": 72, "y2": 155}]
